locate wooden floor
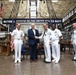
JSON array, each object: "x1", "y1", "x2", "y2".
[{"x1": 0, "y1": 52, "x2": 76, "y2": 75}]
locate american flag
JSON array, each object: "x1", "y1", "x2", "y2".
[
  {"x1": 10, "y1": 40, "x2": 14, "y2": 51},
  {"x1": 0, "y1": 3, "x2": 4, "y2": 17}
]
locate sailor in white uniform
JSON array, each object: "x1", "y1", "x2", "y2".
[
  {"x1": 35, "y1": 24, "x2": 52, "y2": 63},
  {"x1": 11, "y1": 23, "x2": 24, "y2": 63},
  {"x1": 71, "y1": 22, "x2": 76, "y2": 60},
  {"x1": 51, "y1": 24, "x2": 62, "y2": 64}
]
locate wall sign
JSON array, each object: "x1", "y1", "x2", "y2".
[
  {"x1": 63, "y1": 7, "x2": 76, "y2": 22},
  {"x1": 2, "y1": 18, "x2": 62, "y2": 24}
]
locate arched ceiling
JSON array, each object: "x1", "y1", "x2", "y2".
[{"x1": 0, "y1": 0, "x2": 76, "y2": 18}]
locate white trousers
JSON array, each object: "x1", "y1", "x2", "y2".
[
  {"x1": 73, "y1": 42, "x2": 76, "y2": 59},
  {"x1": 44, "y1": 42, "x2": 51, "y2": 62},
  {"x1": 14, "y1": 39, "x2": 22, "y2": 61},
  {"x1": 52, "y1": 40, "x2": 60, "y2": 62}
]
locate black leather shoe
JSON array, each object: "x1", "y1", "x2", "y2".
[{"x1": 44, "y1": 61, "x2": 51, "y2": 63}]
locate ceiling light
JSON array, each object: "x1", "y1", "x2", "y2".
[
  {"x1": 22, "y1": 1, "x2": 23, "y2": 4},
  {"x1": 52, "y1": 0, "x2": 58, "y2": 2},
  {"x1": 9, "y1": 0, "x2": 15, "y2": 2},
  {"x1": 46, "y1": 14, "x2": 49, "y2": 16},
  {"x1": 18, "y1": 13, "x2": 21, "y2": 16}
]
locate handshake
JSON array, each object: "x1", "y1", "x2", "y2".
[{"x1": 35, "y1": 36, "x2": 39, "y2": 39}]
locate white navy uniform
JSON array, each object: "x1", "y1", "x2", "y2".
[
  {"x1": 51, "y1": 28, "x2": 62, "y2": 63},
  {"x1": 38, "y1": 28, "x2": 52, "y2": 62},
  {"x1": 71, "y1": 30, "x2": 76, "y2": 60},
  {"x1": 11, "y1": 28, "x2": 24, "y2": 62}
]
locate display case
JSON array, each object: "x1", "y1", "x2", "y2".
[
  {"x1": 0, "y1": 32, "x2": 11, "y2": 55},
  {"x1": 62, "y1": 25, "x2": 72, "y2": 41},
  {"x1": 62, "y1": 7, "x2": 76, "y2": 41},
  {"x1": 62, "y1": 8, "x2": 76, "y2": 53}
]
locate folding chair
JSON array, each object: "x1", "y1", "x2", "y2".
[
  {"x1": 38, "y1": 43, "x2": 45, "y2": 59},
  {"x1": 21, "y1": 44, "x2": 28, "y2": 60}
]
